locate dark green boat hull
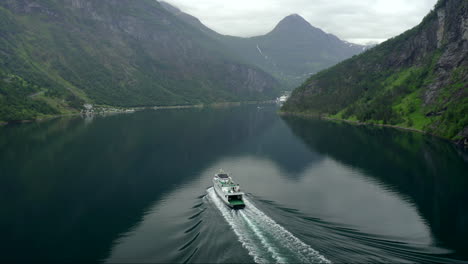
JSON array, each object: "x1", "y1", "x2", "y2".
[{"x1": 229, "y1": 200, "x2": 245, "y2": 209}]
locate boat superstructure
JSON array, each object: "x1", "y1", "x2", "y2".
[
  {"x1": 276, "y1": 92, "x2": 290, "y2": 105},
  {"x1": 278, "y1": 95, "x2": 288, "y2": 102},
  {"x1": 212, "y1": 170, "x2": 245, "y2": 209}
]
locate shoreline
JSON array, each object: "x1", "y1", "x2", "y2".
[
  {"x1": 153, "y1": 100, "x2": 276, "y2": 109},
  {"x1": 0, "y1": 112, "x2": 83, "y2": 126},
  {"x1": 323, "y1": 116, "x2": 426, "y2": 134},
  {"x1": 0, "y1": 100, "x2": 276, "y2": 126},
  {"x1": 278, "y1": 111, "x2": 457, "y2": 143}
]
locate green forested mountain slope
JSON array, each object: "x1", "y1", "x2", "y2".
[
  {"x1": 283, "y1": 0, "x2": 467, "y2": 142},
  {"x1": 160, "y1": 2, "x2": 367, "y2": 89},
  {"x1": 0, "y1": 70, "x2": 62, "y2": 121},
  {"x1": 0, "y1": 0, "x2": 280, "y2": 122}
]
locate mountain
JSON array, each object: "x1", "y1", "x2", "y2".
[
  {"x1": 159, "y1": 2, "x2": 367, "y2": 89},
  {"x1": 283, "y1": 0, "x2": 467, "y2": 144},
  {"x1": 224, "y1": 14, "x2": 367, "y2": 88},
  {"x1": 0, "y1": 0, "x2": 280, "y2": 122},
  {"x1": 159, "y1": 1, "x2": 219, "y2": 37}
]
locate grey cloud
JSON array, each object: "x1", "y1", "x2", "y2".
[{"x1": 163, "y1": 0, "x2": 438, "y2": 44}]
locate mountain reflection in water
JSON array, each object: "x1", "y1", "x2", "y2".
[{"x1": 0, "y1": 105, "x2": 466, "y2": 263}]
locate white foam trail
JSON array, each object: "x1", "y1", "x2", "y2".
[
  {"x1": 239, "y1": 210, "x2": 288, "y2": 263},
  {"x1": 206, "y1": 188, "x2": 331, "y2": 264},
  {"x1": 207, "y1": 188, "x2": 272, "y2": 263}
]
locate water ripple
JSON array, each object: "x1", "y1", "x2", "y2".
[{"x1": 206, "y1": 187, "x2": 331, "y2": 264}]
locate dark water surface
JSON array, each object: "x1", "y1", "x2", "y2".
[{"x1": 1, "y1": 105, "x2": 467, "y2": 263}]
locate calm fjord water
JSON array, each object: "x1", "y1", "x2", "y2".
[{"x1": 0, "y1": 105, "x2": 467, "y2": 263}]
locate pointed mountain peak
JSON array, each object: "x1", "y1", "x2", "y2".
[
  {"x1": 278, "y1": 14, "x2": 311, "y2": 27},
  {"x1": 270, "y1": 14, "x2": 320, "y2": 35},
  {"x1": 280, "y1": 14, "x2": 309, "y2": 24}
]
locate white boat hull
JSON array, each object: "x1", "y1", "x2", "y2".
[{"x1": 212, "y1": 178, "x2": 245, "y2": 209}]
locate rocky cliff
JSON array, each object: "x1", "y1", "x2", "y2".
[
  {"x1": 160, "y1": 2, "x2": 367, "y2": 89},
  {"x1": 0, "y1": 0, "x2": 280, "y2": 122},
  {"x1": 283, "y1": 0, "x2": 467, "y2": 144}
]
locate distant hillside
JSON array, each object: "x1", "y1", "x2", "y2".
[
  {"x1": 0, "y1": 0, "x2": 280, "y2": 122},
  {"x1": 283, "y1": 0, "x2": 467, "y2": 144},
  {"x1": 160, "y1": 2, "x2": 367, "y2": 89}
]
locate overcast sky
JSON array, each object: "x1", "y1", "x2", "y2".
[{"x1": 163, "y1": 0, "x2": 438, "y2": 45}]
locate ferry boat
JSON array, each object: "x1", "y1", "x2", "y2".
[
  {"x1": 276, "y1": 94, "x2": 289, "y2": 104},
  {"x1": 212, "y1": 170, "x2": 245, "y2": 209},
  {"x1": 278, "y1": 95, "x2": 288, "y2": 102}
]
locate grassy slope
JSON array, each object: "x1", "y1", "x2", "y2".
[
  {"x1": 282, "y1": 0, "x2": 467, "y2": 140},
  {"x1": 0, "y1": 7, "x2": 82, "y2": 121},
  {"x1": 0, "y1": 0, "x2": 279, "y2": 122}
]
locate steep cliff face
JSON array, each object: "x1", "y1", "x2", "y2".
[
  {"x1": 283, "y1": 0, "x2": 467, "y2": 143},
  {"x1": 0, "y1": 0, "x2": 279, "y2": 121},
  {"x1": 225, "y1": 14, "x2": 366, "y2": 89},
  {"x1": 159, "y1": 2, "x2": 367, "y2": 89}
]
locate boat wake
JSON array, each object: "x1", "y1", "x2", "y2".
[{"x1": 206, "y1": 188, "x2": 331, "y2": 264}]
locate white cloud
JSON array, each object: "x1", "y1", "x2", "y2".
[{"x1": 162, "y1": 0, "x2": 438, "y2": 44}]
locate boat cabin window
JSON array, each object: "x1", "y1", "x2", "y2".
[
  {"x1": 218, "y1": 174, "x2": 229, "y2": 178},
  {"x1": 228, "y1": 195, "x2": 242, "y2": 201}
]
